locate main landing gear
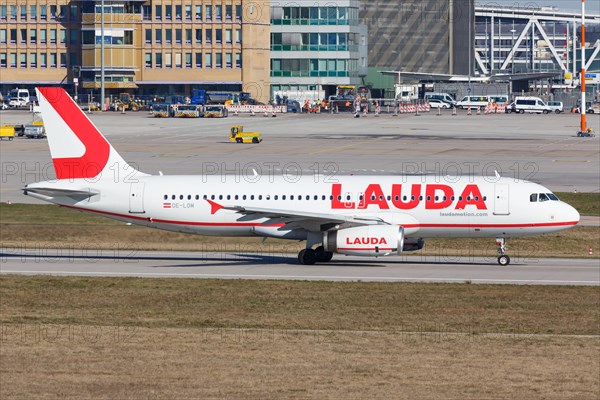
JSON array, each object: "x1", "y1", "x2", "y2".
[
  {"x1": 298, "y1": 246, "x2": 334, "y2": 265},
  {"x1": 496, "y1": 238, "x2": 510, "y2": 266}
]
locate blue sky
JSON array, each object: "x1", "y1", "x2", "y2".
[{"x1": 477, "y1": 0, "x2": 600, "y2": 13}]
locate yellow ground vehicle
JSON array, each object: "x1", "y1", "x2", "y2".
[
  {"x1": 230, "y1": 126, "x2": 262, "y2": 143},
  {"x1": 114, "y1": 93, "x2": 144, "y2": 111},
  {"x1": 0, "y1": 126, "x2": 16, "y2": 141}
]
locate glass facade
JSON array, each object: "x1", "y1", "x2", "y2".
[{"x1": 270, "y1": 0, "x2": 368, "y2": 99}]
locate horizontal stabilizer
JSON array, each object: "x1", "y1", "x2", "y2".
[{"x1": 23, "y1": 187, "x2": 98, "y2": 198}]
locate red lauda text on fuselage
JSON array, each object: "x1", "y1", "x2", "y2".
[
  {"x1": 346, "y1": 237, "x2": 389, "y2": 245},
  {"x1": 331, "y1": 183, "x2": 487, "y2": 210}
]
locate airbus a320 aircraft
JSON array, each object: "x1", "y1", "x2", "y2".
[{"x1": 25, "y1": 88, "x2": 580, "y2": 266}]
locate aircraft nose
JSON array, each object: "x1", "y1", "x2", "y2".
[{"x1": 563, "y1": 202, "x2": 580, "y2": 225}]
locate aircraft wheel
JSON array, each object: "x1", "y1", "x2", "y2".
[
  {"x1": 497, "y1": 255, "x2": 510, "y2": 266},
  {"x1": 252, "y1": 137, "x2": 259, "y2": 143},
  {"x1": 236, "y1": 138, "x2": 243, "y2": 143},
  {"x1": 314, "y1": 246, "x2": 334, "y2": 263},
  {"x1": 298, "y1": 249, "x2": 316, "y2": 265}
]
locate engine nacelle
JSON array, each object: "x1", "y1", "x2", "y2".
[
  {"x1": 403, "y1": 238, "x2": 425, "y2": 252},
  {"x1": 323, "y1": 226, "x2": 405, "y2": 257}
]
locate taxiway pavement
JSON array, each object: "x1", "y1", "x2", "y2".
[{"x1": 1, "y1": 248, "x2": 598, "y2": 286}]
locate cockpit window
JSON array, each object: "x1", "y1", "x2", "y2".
[
  {"x1": 547, "y1": 193, "x2": 559, "y2": 201},
  {"x1": 530, "y1": 193, "x2": 538, "y2": 202},
  {"x1": 539, "y1": 193, "x2": 550, "y2": 202}
]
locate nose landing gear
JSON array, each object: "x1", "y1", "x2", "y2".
[{"x1": 496, "y1": 238, "x2": 510, "y2": 266}]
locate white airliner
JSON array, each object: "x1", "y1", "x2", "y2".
[{"x1": 25, "y1": 88, "x2": 580, "y2": 266}]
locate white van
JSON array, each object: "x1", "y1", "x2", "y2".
[
  {"x1": 8, "y1": 88, "x2": 30, "y2": 107},
  {"x1": 510, "y1": 97, "x2": 551, "y2": 114},
  {"x1": 455, "y1": 95, "x2": 491, "y2": 110},
  {"x1": 424, "y1": 92, "x2": 456, "y2": 106}
]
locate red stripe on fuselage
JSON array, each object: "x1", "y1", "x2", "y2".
[
  {"x1": 62, "y1": 205, "x2": 577, "y2": 230},
  {"x1": 39, "y1": 87, "x2": 110, "y2": 180}
]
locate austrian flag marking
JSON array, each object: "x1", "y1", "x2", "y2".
[{"x1": 163, "y1": 203, "x2": 172, "y2": 208}]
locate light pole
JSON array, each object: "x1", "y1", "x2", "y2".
[
  {"x1": 100, "y1": 0, "x2": 105, "y2": 111},
  {"x1": 468, "y1": 0, "x2": 472, "y2": 108}
]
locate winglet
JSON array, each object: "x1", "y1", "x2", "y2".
[{"x1": 206, "y1": 199, "x2": 224, "y2": 215}]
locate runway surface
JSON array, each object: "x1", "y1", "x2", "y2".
[{"x1": 1, "y1": 248, "x2": 598, "y2": 285}]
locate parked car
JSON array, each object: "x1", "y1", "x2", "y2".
[
  {"x1": 428, "y1": 99, "x2": 451, "y2": 109},
  {"x1": 588, "y1": 103, "x2": 600, "y2": 114},
  {"x1": 546, "y1": 101, "x2": 564, "y2": 114}
]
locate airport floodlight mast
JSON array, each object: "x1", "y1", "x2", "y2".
[{"x1": 581, "y1": 0, "x2": 587, "y2": 133}]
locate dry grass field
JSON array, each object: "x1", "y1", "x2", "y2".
[{"x1": 1, "y1": 276, "x2": 599, "y2": 399}]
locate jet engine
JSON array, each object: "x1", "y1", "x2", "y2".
[{"x1": 323, "y1": 226, "x2": 404, "y2": 257}]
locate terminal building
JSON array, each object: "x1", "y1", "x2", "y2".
[
  {"x1": 269, "y1": 0, "x2": 368, "y2": 101},
  {"x1": 0, "y1": 0, "x2": 271, "y2": 103}
]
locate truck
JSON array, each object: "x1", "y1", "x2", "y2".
[
  {"x1": 151, "y1": 104, "x2": 172, "y2": 118},
  {"x1": 191, "y1": 89, "x2": 255, "y2": 106},
  {"x1": 173, "y1": 104, "x2": 202, "y2": 118},
  {"x1": 395, "y1": 84, "x2": 419, "y2": 102},
  {"x1": 8, "y1": 88, "x2": 31, "y2": 108},
  {"x1": 230, "y1": 126, "x2": 262, "y2": 143},
  {"x1": 24, "y1": 121, "x2": 46, "y2": 139},
  {"x1": 204, "y1": 105, "x2": 228, "y2": 118}
]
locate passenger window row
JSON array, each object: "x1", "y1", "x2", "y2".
[{"x1": 163, "y1": 194, "x2": 487, "y2": 202}]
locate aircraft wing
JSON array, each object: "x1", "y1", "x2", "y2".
[{"x1": 222, "y1": 204, "x2": 389, "y2": 232}]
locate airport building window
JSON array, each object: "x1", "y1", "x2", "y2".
[
  {"x1": 40, "y1": 29, "x2": 46, "y2": 44},
  {"x1": 215, "y1": 29, "x2": 222, "y2": 44},
  {"x1": 30, "y1": 53, "x2": 36, "y2": 68},
  {"x1": 145, "y1": 53, "x2": 152, "y2": 68},
  {"x1": 215, "y1": 53, "x2": 222, "y2": 68},
  {"x1": 215, "y1": 5, "x2": 222, "y2": 20},
  {"x1": 60, "y1": 29, "x2": 66, "y2": 44},
  {"x1": 205, "y1": 5, "x2": 212, "y2": 20},
  {"x1": 165, "y1": 53, "x2": 172, "y2": 68},
  {"x1": 226, "y1": 5, "x2": 232, "y2": 20},
  {"x1": 175, "y1": 53, "x2": 182, "y2": 68},
  {"x1": 60, "y1": 53, "x2": 66, "y2": 68},
  {"x1": 10, "y1": 29, "x2": 16, "y2": 44},
  {"x1": 0, "y1": 53, "x2": 6, "y2": 68},
  {"x1": 40, "y1": 53, "x2": 46, "y2": 68},
  {"x1": 165, "y1": 5, "x2": 172, "y2": 20},
  {"x1": 225, "y1": 29, "x2": 232, "y2": 44},
  {"x1": 195, "y1": 52, "x2": 202, "y2": 67},
  {"x1": 155, "y1": 53, "x2": 162, "y2": 68},
  {"x1": 166, "y1": 29, "x2": 172, "y2": 44},
  {"x1": 30, "y1": 29, "x2": 37, "y2": 44},
  {"x1": 185, "y1": 5, "x2": 191, "y2": 20},
  {"x1": 20, "y1": 53, "x2": 26, "y2": 68},
  {"x1": 30, "y1": 5, "x2": 37, "y2": 20},
  {"x1": 50, "y1": 29, "x2": 56, "y2": 44},
  {"x1": 0, "y1": 29, "x2": 5, "y2": 44},
  {"x1": 155, "y1": 29, "x2": 162, "y2": 44},
  {"x1": 20, "y1": 29, "x2": 26, "y2": 44},
  {"x1": 142, "y1": 5, "x2": 151, "y2": 20},
  {"x1": 235, "y1": 53, "x2": 242, "y2": 68},
  {"x1": 205, "y1": 53, "x2": 212, "y2": 68},
  {"x1": 145, "y1": 29, "x2": 152, "y2": 44},
  {"x1": 186, "y1": 29, "x2": 192, "y2": 44},
  {"x1": 226, "y1": 53, "x2": 232, "y2": 68},
  {"x1": 236, "y1": 29, "x2": 242, "y2": 43},
  {"x1": 185, "y1": 53, "x2": 192, "y2": 68},
  {"x1": 155, "y1": 5, "x2": 161, "y2": 20},
  {"x1": 50, "y1": 5, "x2": 56, "y2": 20},
  {"x1": 9, "y1": 53, "x2": 16, "y2": 68},
  {"x1": 0, "y1": 5, "x2": 6, "y2": 21},
  {"x1": 20, "y1": 5, "x2": 26, "y2": 20},
  {"x1": 175, "y1": 5, "x2": 182, "y2": 20},
  {"x1": 236, "y1": 5, "x2": 241, "y2": 20},
  {"x1": 195, "y1": 5, "x2": 202, "y2": 20},
  {"x1": 206, "y1": 29, "x2": 212, "y2": 43},
  {"x1": 176, "y1": 29, "x2": 182, "y2": 44},
  {"x1": 195, "y1": 29, "x2": 202, "y2": 44}
]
